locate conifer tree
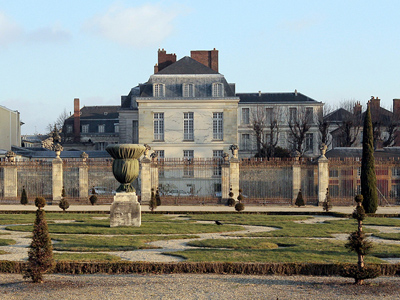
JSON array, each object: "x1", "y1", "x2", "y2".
[
  {"x1": 24, "y1": 197, "x2": 55, "y2": 283},
  {"x1": 59, "y1": 186, "x2": 69, "y2": 212},
  {"x1": 20, "y1": 186, "x2": 28, "y2": 205},
  {"x1": 295, "y1": 189, "x2": 305, "y2": 207},
  {"x1": 361, "y1": 105, "x2": 378, "y2": 213}
]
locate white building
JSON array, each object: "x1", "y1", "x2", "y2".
[
  {"x1": 119, "y1": 49, "x2": 323, "y2": 159},
  {"x1": 0, "y1": 105, "x2": 21, "y2": 151}
]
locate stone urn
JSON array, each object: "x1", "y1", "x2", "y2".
[{"x1": 106, "y1": 144, "x2": 146, "y2": 193}]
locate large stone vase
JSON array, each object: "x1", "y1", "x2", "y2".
[
  {"x1": 106, "y1": 144, "x2": 145, "y2": 192},
  {"x1": 106, "y1": 144, "x2": 146, "y2": 227}
]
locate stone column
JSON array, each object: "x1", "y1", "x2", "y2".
[
  {"x1": 221, "y1": 161, "x2": 230, "y2": 200},
  {"x1": 78, "y1": 163, "x2": 89, "y2": 199},
  {"x1": 150, "y1": 161, "x2": 159, "y2": 192},
  {"x1": 229, "y1": 157, "x2": 240, "y2": 200},
  {"x1": 52, "y1": 157, "x2": 63, "y2": 204},
  {"x1": 140, "y1": 156, "x2": 151, "y2": 205},
  {"x1": 318, "y1": 154, "x2": 329, "y2": 205},
  {"x1": 3, "y1": 165, "x2": 18, "y2": 200},
  {"x1": 292, "y1": 161, "x2": 301, "y2": 206}
]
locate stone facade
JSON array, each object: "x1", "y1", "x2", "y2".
[{"x1": 0, "y1": 105, "x2": 21, "y2": 151}]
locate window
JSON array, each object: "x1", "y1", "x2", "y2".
[
  {"x1": 266, "y1": 108, "x2": 273, "y2": 124},
  {"x1": 306, "y1": 107, "x2": 313, "y2": 123},
  {"x1": 132, "y1": 120, "x2": 138, "y2": 143},
  {"x1": 241, "y1": 133, "x2": 250, "y2": 150},
  {"x1": 66, "y1": 125, "x2": 73, "y2": 133},
  {"x1": 213, "y1": 112, "x2": 223, "y2": 140},
  {"x1": 184, "y1": 112, "x2": 194, "y2": 140},
  {"x1": 183, "y1": 83, "x2": 195, "y2": 97},
  {"x1": 82, "y1": 124, "x2": 89, "y2": 133},
  {"x1": 98, "y1": 124, "x2": 105, "y2": 133},
  {"x1": 213, "y1": 150, "x2": 223, "y2": 176},
  {"x1": 289, "y1": 108, "x2": 297, "y2": 123},
  {"x1": 305, "y1": 133, "x2": 313, "y2": 152},
  {"x1": 155, "y1": 150, "x2": 165, "y2": 177},
  {"x1": 242, "y1": 108, "x2": 249, "y2": 125},
  {"x1": 212, "y1": 83, "x2": 223, "y2": 97},
  {"x1": 154, "y1": 150, "x2": 165, "y2": 159},
  {"x1": 153, "y1": 83, "x2": 165, "y2": 97},
  {"x1": 393, "y1": 168, "x2": 400, "y2": 177},
  {"x1": 154, "y1": 113, "x2": 164, "y2": 140},
  {"x1": 183, "y1": 150, "x2": 194, "y2": 177},
  {"x1": 114, "y1": 123, "x2": 119, "y2": 133}
]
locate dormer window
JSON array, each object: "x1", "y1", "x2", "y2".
[
  {"x1": 153, "y1": 83, "x2": 165, "y2": 97},
  {"x1": 212, "y1": 83, "x2": 223, "y2": 97},
  {"x1": 183, "y1": 83, "x2": 195, "y2": 97}
]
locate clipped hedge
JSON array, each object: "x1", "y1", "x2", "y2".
[{"x1": 1, "y1": 261, "x2": 400, "y2": 276}]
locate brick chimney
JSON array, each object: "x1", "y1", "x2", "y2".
[
  {"x1": 154, "y1": 48, "x2": 176, "y2": 73},
  {"x1": 368, "y1": 96, "x2": 380, "y2": 122},
  {"x1": 353, "y1": 101, "x2": 362, "y2": 116},
  {"x1": 73, "y1": 98, "x2": 80, "y2": 143},
  {"x1": 393, "y1": 99, "x2": 400, "y2": 121},
  {"x1": 190, "y1": 48, "x2": 218, "y2": 72}
]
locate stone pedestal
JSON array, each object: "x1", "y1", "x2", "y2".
[
  {"x1": 292, "y1": 163, "x2": 301, "y2": 206},
  {"x1": 52, "y1": 158, "x2": 63, "y2": 204},
  {"x1": 4, "y1": 165, "x2": 17, "y2": 199},
  {"x1": 110, "y1": 192, "x2": 141, "y2": 227},
  {"x1": 318, "y1": 155, "x2": 329, "y2": 205}
]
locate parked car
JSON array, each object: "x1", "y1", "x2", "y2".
[
  {"x1": 165, "y1": 190, "x2": 192, "y2": 196},
  {"x1": 89, "y1": 187, "x2": 113, "y2": 195}
]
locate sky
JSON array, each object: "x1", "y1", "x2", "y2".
[{"x1": 1, "y1": 0, "x2": 399, "y2": 135}]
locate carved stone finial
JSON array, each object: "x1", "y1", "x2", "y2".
[
  {"x1": 320, "y1": 143, "x2": 327, "y2": 157},
  {"x1": 80, "y1": 152, "x2": 89, "y2": 161},
  {"x1": 223, "y1": 152, "x2": 229, "y2": 162},
  {"x1": 229, "y1": 144, "x2": 239, "y2": 159},
  {"x1": 150, "y1": 152, "x2": 158, "y2": 162},
  {"x1": 144, "y1": 144, "x2": 151, "y2": 158},
  {"x1": 6, "y1": 151, "x2": 16, "y2": 162}
]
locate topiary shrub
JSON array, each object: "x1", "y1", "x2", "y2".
[
  {"x1": 59, "y1": 199, "x2": 70, "y2": 212},
  {"x1": 24, "y1": 200, "x2": 55, "y2": 283},
  {"x1": 89, "y1": 195, "x2": 98, "y2": 205},
  {"x1": 322, "y1": 188, "x2": 332, "y2": 212},
  {"x1": 156, "y1": 189, "x2": 161, "y2": 206},
  {"x1": 149, "y1": 188, "x2": 157, "y2": 212},
  {"x1": 227, "y1": 191, "x2": 235, "y2": 207},
  {"x1": 343, "y1": 194, "x2": 380, "y2": 284},
  {"x1": 235, "y1": 202, "x2": 245, "y2": 212},
  {"x1": 295, "y1": 189, "x2": 305, "y2": 207},
  {"x1": 20, "y1": 186, "x2": 28, "y2": 205},
  {"x1": 34, "y1": 197, "x2": 46, "y2": 209}
]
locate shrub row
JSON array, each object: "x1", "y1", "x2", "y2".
[{"x1": 1, "y1": 261, "x2": 400, "y2": 276}]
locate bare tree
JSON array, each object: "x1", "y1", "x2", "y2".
[
  {"x1": 287, "y1": 107, "x2": 312, "y2": 156},
  {"x1": 335, "y1": 100, "x2": 362, "y2": 147},
  {"x1": 251, "y1": 106, "x2": 280, "y2": 158},
  {"x1": 47, "y1": 109, "x2": 69, "y2": 134},
  {"x1": 318, "y1": 103, "x2": 332, "y2": 148}
]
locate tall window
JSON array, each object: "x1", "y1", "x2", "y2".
[
  {"x1": 66, "y1": 125, "x2": 73, "y2": 133},
  {"x1": 242, "y1": 108, "x2": 250, "y2": 125},
  {"x1": 184, "y1": 112, "x2": 194, "y2": 140},
  {"x1": 289, "y1": 108, "x2": 297, "y2": 123},
  {"x1": 114, "y1": 123, "x2": 119, "y2": 133},
  {"x1": 213, "y1": 112, "x2": 223, "y2": 140},
  {"x1": 183, "y1": 150, "x2": 194, "y2": 177},
  {"x1": 212, "y1": 83, "x2": 223, "y2": 97},
  {"x1": 153, "y1": 83, "x2": 165, "y2": 97},
  {"x1": 266, "y1": 108, "x2": 273, "y2": 124},
  {"x1": 241, "y1": 133, "x2": 250, "y2": 150},
  {"x1": 183, "y1": 83, "x2": 195, "y2": 97},
  {"x1": 154, "y1": 113, "x2": 164, "y2": 140},
  {"x1": 213, "y1": 150, "x2": 223, "y2": 176},
  {"x1": 305, "y1": 133, "x2": 313, "y2": 152},
  {"x1": 132, "y1": 120, "x2": 138, "y2": 143},
  {"x1": 306, "y1": 107, "x2": 313, "y2": 123},
  {"x1": 155, "y1": 150, "x2": 165, "y2": 177},
  {"x1": 82, "y1": 124, "x2": 89, "y2": 133},
  {"x1": 98, "y1": 124, "x2": 105, "y2": 133}
]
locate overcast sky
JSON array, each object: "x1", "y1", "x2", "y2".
[{"x1": 1, "y1": 0, "x2": 399, "y2": 135}]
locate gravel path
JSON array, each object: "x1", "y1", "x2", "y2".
[{"x1": 1, "y1": 273, "x2": 400, "y2": 300}]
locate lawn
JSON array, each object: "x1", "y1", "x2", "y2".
[{"x1": 2, "y1": 212, "x2": 400, "y2": 264}]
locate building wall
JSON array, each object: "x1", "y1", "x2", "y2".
[
  {"x1": 137, "y1": 98, "x2": 238, "y2": 158},
  {"x1": 0, "y1": 106, "x2": 21, "y2": 150},
  {"x1": 237, "y1": 103, "x2": 323, "y2": 158}
]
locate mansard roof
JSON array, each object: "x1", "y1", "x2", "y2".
[
  {"x1": 66, "y1": 106, "x2": 120, "y2": 121},
  {"x1": 237, "y1": 92, "x2": 319, "y2": 104},
  {"x1": 156, "y1": 56, "x2": 219, "y2": 75}
]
